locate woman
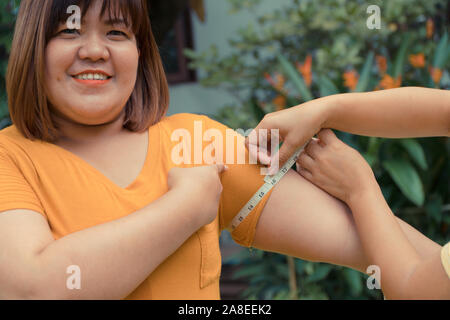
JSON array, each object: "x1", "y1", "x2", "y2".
[{"x1": 0, "y1": 0, "x2": 440, "y2": 299}]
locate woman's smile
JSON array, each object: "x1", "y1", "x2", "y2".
[{"x1": 71, "y1": 70, "x2": 113, "y2": 87}]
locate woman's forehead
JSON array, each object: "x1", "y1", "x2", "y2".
[{"x1": 51, "y1": 0, "x2": 134, "y2": 27}]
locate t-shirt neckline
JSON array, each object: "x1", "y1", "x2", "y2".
[{"x1": 47, "y1": 122, "x2": 161, "y2": 193}]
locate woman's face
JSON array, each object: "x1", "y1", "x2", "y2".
[{"x1": 45, "y1": 0, "x2": 139, "y2": 127}]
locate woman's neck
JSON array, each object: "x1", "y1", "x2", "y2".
[{"x1": 51, "y1": 109, "x2": 128, "y2": 146}]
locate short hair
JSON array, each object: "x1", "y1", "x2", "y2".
[{"x1": 6, "y1": 0, "x2": 169, "y2": 142}]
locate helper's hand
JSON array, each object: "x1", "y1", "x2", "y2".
[
  {"x1": 168, "y1": 164, "x2": 228, "y2": 226},
  {"x1": 244, "y1": 100, "x2": 329, "y2": 175},
  {"x1": 296, "y1": 129, "x2": 378, "y2": 204}
]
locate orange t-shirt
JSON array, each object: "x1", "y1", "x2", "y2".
[{"x1": 0, "y1": 113, "x2": 274, "y2": 299}]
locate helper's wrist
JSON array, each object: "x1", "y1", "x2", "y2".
[
  {"x1": 347, "y1": 177, "x2": 382, "y2": 209},
  {"x1": 319, "y1": 93, "x2": 344, "y2": 129}
]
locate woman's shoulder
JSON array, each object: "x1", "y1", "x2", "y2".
[
  {"x1": 0, "y1": 125, "x2": 47, "y2": 158},
  {"x1": 0, "y1": 125, "x2": 22, "y2": 149},
  {"x1": 158, "y1": 113, "x2": 225, "y2": 132},
  {"x1": 160, "y1": 112, "x2": 210, "y2": 124}
]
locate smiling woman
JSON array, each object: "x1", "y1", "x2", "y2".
[
  {"x1": 0, "y1": 0, "x2": 441, "y2": 301},
  {"x1": 7, "y1": 0, "x2": 168, "y2": 142}
]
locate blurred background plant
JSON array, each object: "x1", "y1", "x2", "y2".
[{"x1": 185, "y1": 0, "x2": 449, "y2": 299}]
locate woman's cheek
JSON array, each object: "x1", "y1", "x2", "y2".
[{"x1": 117, "y1": 50, "x2": 139, "y2": 86}]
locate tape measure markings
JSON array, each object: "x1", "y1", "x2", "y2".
[{"x1": 230, "y1": 145, "x2": 306, "y2": 231}]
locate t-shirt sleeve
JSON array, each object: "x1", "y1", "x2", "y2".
[
  {"x1": 441, "y1": 242, "x2": 450, "y2": 279},
  {"x1": 0, "y1": 144, "x2": 46, "y2": 218},
  {"x1": 201, "y1": 115, "x2": 275, "y2": 248}
]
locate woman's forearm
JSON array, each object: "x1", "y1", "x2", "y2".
[
  {"x1": 323, "y1": 87, "x2": 450, "y2": 138},
  {"x1": 348, "y1": 185, "x2": 424, "y2": 299},
  {"x1": 32, "y1": 189, "x2": 202, "y2": 300}
]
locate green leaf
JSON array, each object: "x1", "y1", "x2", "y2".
[
  {"x1": 342, "y1": 269, "x2": 362, "y2": 297},
  {"x1": 367, "y1": 137, "x2": 382, "y2": 157},
  {"x1": 393, "y1": 33, "x2": 412, "y2": 79},
  {"x1": 433, "y1": 32, "x2": 449, "y2": 69},
  {"x1": 317, "y1": 75, "x2": 339, "y2": 97},
  {"x1": 362, "y1": 153, "x2": 376, "y2": 168},
  {"x1": 382, "y1": 159, "x2": 425, "y2": 206},
  {"x1": 232, "y1": 264, "x2": 266, "y2": 279},
  {"x1": 277, "y1": 54, "x2": 314, "y2": 101},
  {"x1": 304, "y1": 264, "x2": 333, "y2": 283},
  {"x1": 425, "y1": 195, "x2": 442, "y2": 224},
  {"x1": 398, "y1": 139, "x2": 428, "y2": 170},
  {"x1": 354, "y1": 51, "x2": 374, "y2": 92}
]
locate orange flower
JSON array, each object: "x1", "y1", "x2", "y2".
[
  {"x1": 274, "y1": 73, "x2": 286, "y2": 91},
  {"x1": 264, "y1": 72, "x2": 286, "y2": 93},
  {"x1": 426, "y1": 19, "x2": 434, "y2": 39},
  {"x1": 296, "y1": 55, "x2": 313, "y2": 87},
  {"x1": 409, "y1": 53, "x2": 426, "y2": 68},
  {"x1": 376, "y1": 55, "x2": 387, "y2": 75},
  {"x1": 429, "y1": 67, "x2": 443, "y2": 84},
  {"x1": 343, "y1": 70, "x2": 359, "y2": 91},
  {"x1": 379, "y1": 74, "x2": 402, "y2": 89},
  {"x1": 272, "y1": 95, "x2": 287, "y2": 111}
]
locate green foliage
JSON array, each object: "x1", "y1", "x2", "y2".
[
  {"x1": 277, "y1": 54, "x2": 313, "y2": 101},
  {"x1": 0, "y1": 0, "x2": 19, "y2": 129},
  {"x1": 188, "y1": 0, "x2": 449, "y2": 299}
]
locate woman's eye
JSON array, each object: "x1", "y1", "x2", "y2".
[
  {"x1": 108, "y1": 30, "x2": 128, "y2": 38},
  {"x1": 59, "y1": 28, "x2": 80, "y2": 35}
]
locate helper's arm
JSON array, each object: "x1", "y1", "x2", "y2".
[
  {"x1": 323, "y1": 87, "x2": 450, "y2": 138},
  {"x1": 252, "y1": 170, "x2": 441, "y2": 274},
  {"x1": 347, "y1": 184, "x2": 450, "y2": 299}
]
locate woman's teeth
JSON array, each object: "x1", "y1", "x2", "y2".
[{"x1": 74, "y1": 73, "x2": 110, "y2": 80}]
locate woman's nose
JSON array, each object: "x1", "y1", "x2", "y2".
[{"x1": 78, "y1": 34, "x2": 110, "y2": 62}]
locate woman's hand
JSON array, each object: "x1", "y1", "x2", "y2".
[
  {"x1": 168, "y1": 164, "x2": 228, "y2": 226},
  {"x1": 244, "y1": 98, "x2": 331, "y2": 175},
  {"x1": 295, "y1": 129, "x2": 378, "y2": 204}
]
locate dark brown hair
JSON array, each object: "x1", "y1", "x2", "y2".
[{"x1": 6, "y1": 0, "x2": 169, "y2": 142}]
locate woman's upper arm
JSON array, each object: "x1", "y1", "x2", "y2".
[
  {"x1": 0, "y1": 209, "x2": 54, "y2": 299},
  {"x1": 252, "y1": 169, "x2": 369, "y2": 272}
]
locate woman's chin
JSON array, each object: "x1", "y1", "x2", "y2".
[{"x1": 65, "y1": 106, "x2": 122, "y2": 123}]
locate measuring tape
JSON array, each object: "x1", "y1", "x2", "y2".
[{"x1": 230, "y1": 144, "x2": 307, "y2": 231}]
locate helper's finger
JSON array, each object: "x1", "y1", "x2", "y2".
[
  {"x1": 267, "y1": 137, "x2": 297, "y2": 175},
  {"x1": 317, "y1": 129, "x2": 337, "y2": 145},
  {"x1": 296, "y1": 152, "x2": 315, "y2": 172},
  {"x1": 304, "y1": 138, "x2": 323, "y2": 159},
  {"x1": 296, "y1": 166, "x2": 313, "y2": 182},
  {"x1": 215, "y1": 163, "x2": 229, "y2": 173},
  {"x1": 248, "y1": 144, "x2": 272, "y2": 165}
]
